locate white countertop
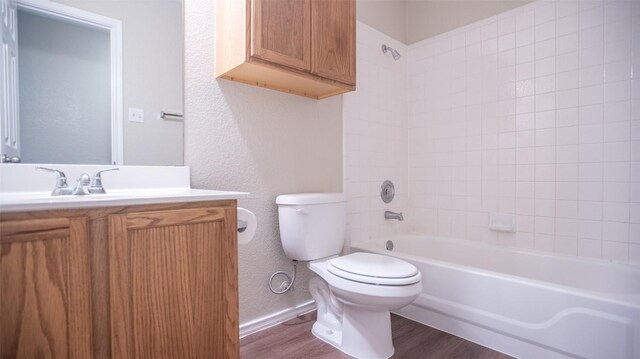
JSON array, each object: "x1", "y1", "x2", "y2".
[
  {"x1": 0, "y1": 164, "x2": 249, "y2": 213},
  {"x1": 0, "y1": 188, "x2": 250, "y2": 212}
]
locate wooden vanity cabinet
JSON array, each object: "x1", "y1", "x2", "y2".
[
  {"x1": 0, "y1": 200, "x2": 239, "y2": 358},
  {"x1": 216, "y1": 0, "x2": 356, "y2": 100},
  {"x1": 109, "y1": 206, "x2": 238, "y2": 358},
  {"x1": 0, "y1": 217, "x2": 93, "y2": 358}
]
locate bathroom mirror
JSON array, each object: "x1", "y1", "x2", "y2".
[{"x1": 6, "y1": 0, "x2": 183, "y2": 166}]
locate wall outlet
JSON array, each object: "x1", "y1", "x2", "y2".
[{"x1": 128, "y1": 108, "x2": 144, "y2": 123}]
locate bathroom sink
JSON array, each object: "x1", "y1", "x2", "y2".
[
  {"x1": 1, "y1": 189, "x2": 188, "y2": 202},
  {"x1": 0, "y1": 164, "x2": 249, "y2": 212},
  {"x1": 0, "y1": 188, "x2": 249, "y2": 212}
]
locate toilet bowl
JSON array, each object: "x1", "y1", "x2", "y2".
[
  {"x1": 276, "y1": 193, "x2": 423, "y2": 359},
  {"x1": 308, "y1": 253, "x2": 422, "y2": 359}
]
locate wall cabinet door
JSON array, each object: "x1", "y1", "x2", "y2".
[
  {"x1": 108, "y1": 206, "x2": 238, "y2": 358},
  {"x1": 311, "y1": 0, "x2": 356, "y2": 85},
  {"x1": 251, "y1": 0, "x2": 311, "y2": 71},
  {"x1": 217, "y1": 0, "x2": 355, "y2": 99},
  {"x1": 0, "y1": 217, "x2": 93, "y2": 358}
]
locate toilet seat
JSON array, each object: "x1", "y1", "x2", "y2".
[{"x1": 327, "y1": 253, "x2": 421, "y2": 286}]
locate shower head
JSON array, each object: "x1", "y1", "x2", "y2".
[{"x1": 381, "y1": 44, "x2": 401, "y2": 60}]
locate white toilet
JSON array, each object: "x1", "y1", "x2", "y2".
[{"x1": 276, "y1": 193, "x2": 422, "y2": 359}]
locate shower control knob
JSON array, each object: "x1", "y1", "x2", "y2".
[{"x1": 381, "y1": 180, "x2": 395, "y2": 203}]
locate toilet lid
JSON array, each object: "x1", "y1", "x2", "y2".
[{"x1": 327, "y1": 253, "x2": 421, "y2": 286}]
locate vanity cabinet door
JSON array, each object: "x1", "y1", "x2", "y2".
[
  {"x1": 0, "y1": 217, "x2": 93, "y2": 358},
  {"x1": 251, "y1": 0, "x2": 311, "y2": 71},
  {"x1": 108, "y1": 206, "x2": 239, "y2": 358}
]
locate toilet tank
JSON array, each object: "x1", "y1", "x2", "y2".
[{"x1": 276, "y1": 193, "x2": 346, "y2": 261}]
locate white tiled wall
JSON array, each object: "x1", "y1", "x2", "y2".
[
  {"x1": 406, "y1": 0, "x2": 640, "y2": 264},
  {"x1": 343, "y1": 22, "x2": 408, "y2": 247}
]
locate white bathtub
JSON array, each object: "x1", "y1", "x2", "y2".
[{"x1": 350, "y1": 235, "x2": 640, "y2": 359}]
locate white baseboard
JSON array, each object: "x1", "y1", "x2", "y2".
[{"x1": 239, "y1": 300, "x2": 316, "y2": 338}]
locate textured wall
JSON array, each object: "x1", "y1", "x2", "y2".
[
  {"x1": 184, "y1": 1, "x2": 343, "y2": 324},
  {"x1": 406, "y1": 0, "x2": 640, "y2": 263}
]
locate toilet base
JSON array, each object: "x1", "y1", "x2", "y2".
[
  {"x1": 309, "y1": 277, "x2": 395, "y2": 359},
  {"x1": 312, "y1": 320, "x2": 342, "y2": 349},
  {"x1": 311, "y1": 304, "x2": 394, "y2": 359}
]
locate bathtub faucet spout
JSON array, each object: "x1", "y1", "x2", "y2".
[{"x1": 384, "y1": 211, "x2": 404, "y2": 221}]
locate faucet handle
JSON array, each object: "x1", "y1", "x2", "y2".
[
  {"x1": 36, "y1": 166, "x2": 72, "y2": 195},
  {"x1": 36, "y1": 165, "x2": 67, "y2": 180},
  {"x1": 89, "y1": 167, "x2": 119, "y2": 194}
]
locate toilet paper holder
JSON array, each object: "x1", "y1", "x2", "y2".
[
  {"x1": 238, "y1": 219, "x2": 248, "y2": 233},
  {"x1": 236, "y1": 207, "x2": 257, "y2": 244}
]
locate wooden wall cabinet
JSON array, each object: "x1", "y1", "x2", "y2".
[
  {"x1": 1, "y1": 200, "x2": 239, "y2": 358},
  {"x1": 216, "y1": 0, "x2": 356, "y2": 100}
]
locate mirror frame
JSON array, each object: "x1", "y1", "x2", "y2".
[{"x1": 17, "y1": 0, "x2": 124, "y2": 164}]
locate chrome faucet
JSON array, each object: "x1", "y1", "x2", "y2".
[
  {"x1": 72, "y1": 173, "x2": 92, "y2": 195},
  {"x1": 89, "y1": 168, "x2": 119, "y2": 194},
  {"x1": 36, "y1": 166, "x2": 73, "y2": 196},
  {"x1": 37, "y1": 166, "x2": 119, "y2": 196},
  {"x1": 384, "y1": 210, "x2": 404, "y2": 221}
]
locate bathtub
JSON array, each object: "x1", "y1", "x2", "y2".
[{"x1": 350, "y1": 235, "x2": 640, "y2": 359}]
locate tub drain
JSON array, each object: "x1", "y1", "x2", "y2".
[{"x1": 386, "y1": 240, "x2": 394, "y2": 251}]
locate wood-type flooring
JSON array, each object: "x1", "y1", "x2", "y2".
[{"x1": 241, "y1": 312, "x2": 513, "y2": 358}]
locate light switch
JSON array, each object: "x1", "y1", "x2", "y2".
[{"x1": 128, "y1": 108, "x2": 144, "y2": 123}]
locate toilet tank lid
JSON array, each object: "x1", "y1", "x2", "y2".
[{"x1": 276, "y1": 193, "x2": 346, "y2": 205}]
